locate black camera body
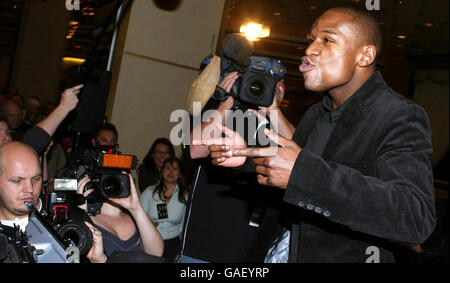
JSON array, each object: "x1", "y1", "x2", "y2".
[
  {"x1": 0, "y1": 223, "x2": 37, "y2": 263},
  {"x1": 84, "y1": 167, "x2": 132, "y2": 199},
  {"x1": 204, "y1": 55, "x2": 286, "y2": 109},
  {"x1": 1, "y1": 201, "x2": 83, "y2": 263},
  {"x1": 51, "y1": 145, "x2": 138, "y2": 252},
  {"x1": 80, "y1": 146, "x2": 137, "y2": 201},
  {"x1": 45, "y1": 189, "x2": 93, "y2": 255},
  {"x1": 59, "y1": 145, "x2": 137, "y2": 204}
]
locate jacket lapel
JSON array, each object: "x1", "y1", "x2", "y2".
[
  {"x1": 321, "y1": 71, "x2": 387, "y2": 161},
  {"x1": 293, "y1": 104, "x2": 321, "y2": 147}
]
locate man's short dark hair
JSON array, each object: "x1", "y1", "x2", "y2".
[
  {"x1": 326, "y1": 6, "x2": 383, "y2": 55},
  {"x1": 94, "y1": 122, "x2": 118, "y2": 139}
]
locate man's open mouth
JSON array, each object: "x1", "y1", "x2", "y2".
[{"x1": 299, "y1": 57, "x2": 314, "y2": 73}]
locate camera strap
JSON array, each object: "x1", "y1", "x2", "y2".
[
  {"x1": 87, "y1": 202, "x2": 103, "y2": 216},
  {"x1": 212, "y1": 86, "x2": 230, "y2": 102}
]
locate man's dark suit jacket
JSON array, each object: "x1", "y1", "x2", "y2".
[{"x1": 284, "y1": 71, "x2": 436, "y2": 262}]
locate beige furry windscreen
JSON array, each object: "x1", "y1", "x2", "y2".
[{"x1": 186, "y1": 55, "x2": 221, "y2": 115}]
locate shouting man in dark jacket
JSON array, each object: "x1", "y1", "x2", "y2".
[{"x1": 208, "y1": 6, "x2": 436, "y2": 262}]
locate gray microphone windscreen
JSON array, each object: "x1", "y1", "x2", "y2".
[{"x1": 222, "y1": 33, "x2": 254, "y2": 66}]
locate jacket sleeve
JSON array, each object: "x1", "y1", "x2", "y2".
[
  {"x1": 21, "y1": 126, "x2": 51, "y2": 155},
  {"x1": 283, "y1": 103, "x2": 436, "y2": 244}
]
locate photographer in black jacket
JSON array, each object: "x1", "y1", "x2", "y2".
[
  {"x1": 0, "y1": 85, "x2": 82, "y2": 262},
  {"x1": 180, "y1": 60, "x2": 288, "y2": 262}
]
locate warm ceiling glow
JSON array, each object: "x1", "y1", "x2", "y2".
[
  {"x1": 425, "y1": 22, "x2": 433, "y2": 27},
  {"x1": 240, "y1": 22, "x2": 270, "y2": 41},
  {"x1": 397, "y1": 35, "x2": 407, "y2": 39},
  {"x1": 62, "y1": 57, "x2": 86, "y2": 65}
]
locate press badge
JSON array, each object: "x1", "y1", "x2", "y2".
[{"x1": 157, "y1": 203, "x2": 168, "y2": 220}]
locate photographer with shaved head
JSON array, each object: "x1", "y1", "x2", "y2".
[
  {"x1": 0, "y1": 142, "x2": 42, "y2": 230},
  {"x1": 208, "y1": 6, "x2": 436, "y2": 262}
]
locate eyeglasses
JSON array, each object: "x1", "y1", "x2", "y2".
[
  {"x1": 0, "y1": 129, "x2": 12, "y2": 136},
  {"x1": 0, "y1": 130, "x2": 12, "y2": 136}
]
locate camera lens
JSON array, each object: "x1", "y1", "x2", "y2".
[
  {"x1": 57, "y1": 221, "x2": 93, "y2": 255},
  {"x1": 248, "y1": 80, "x2": 265, "y2": 97},
  {"x1": 102, "y1": 176, "x2": 122, "y2": 198},
  {"x1": 63, "y1": 230, "x2": 80, "y2": 245}
]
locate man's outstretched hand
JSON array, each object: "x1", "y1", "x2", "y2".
[
  {"x1": 228, "y1": 128, "x2": 302, "y2": 189},
  {"x1": 199, "y1": 123, "x2": 248, "y2": 168}
]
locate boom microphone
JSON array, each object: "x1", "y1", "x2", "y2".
[{"x1": 221, "y1": 33, "x2": 254, "y2": 66}]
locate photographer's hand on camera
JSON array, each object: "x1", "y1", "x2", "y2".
[
  {"x1": 107, "y1": 173, "x2": 140, "y2": 212},
  {"x1": 76, "y1": 175, "x2": 94, "y2": 211},
  {"x1": 251, "y1": 79, "x2": 295, "y2": 140},
  {"x1": 84, "y1": 221, "x2": 107, "y2": 263},
  {"x1": 107, "y1": 173, "x2": 164, "y2": 257}
]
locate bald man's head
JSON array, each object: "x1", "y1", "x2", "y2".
[
  {"x1": 0, "y1": 142, "x2": 42, "y2": 220},
  {"x1": 0, "y1": 142, "x2": 39, "y2": 174}
]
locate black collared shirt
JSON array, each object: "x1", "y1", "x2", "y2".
[{"x1": 303, "y1": 94, "x2": 354, "y2": 156}]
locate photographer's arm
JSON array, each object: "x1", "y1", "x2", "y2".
[
  {"x1": 130, "y1": 204, "x2": 164, "y2": 257},
  {"x1": 190, "y1": 72, "x2": 238, "y2": 159},
  {"x1": 190, "y1": 96, "x2": 234, "y2": 159},
  {"x1": 110, "y1": 174, "x2": 164, "y2": 257},
  {"x1": 257, "y1": 80, "x2": 295, "y2": 139},
  {"x1": 21, "y1": 85, "x2": 81, "y2": 154},
  {"x1": 35, "y1": 84, "x2": 82, "y2": 137},
  {"x1": 266, "y1": 107, "x2": 295, "y2": 140}
]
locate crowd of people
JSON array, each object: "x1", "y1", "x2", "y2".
[{"x1": 0, "y1": 6, "x2": 439, "y2": 263}]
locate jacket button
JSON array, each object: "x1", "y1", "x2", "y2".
[
  {"x1": 306, "y1": 204, "x2": 314, "y2": 210},
  {"x1": 297, "y1": 201, "x2": 305, "y2": 207},
  {"x1": 314, "y1": 207, "x2": 322, "y2": 214},
  {"x1": 323, "y1": 210, "x2": 331, "y2": 217}
]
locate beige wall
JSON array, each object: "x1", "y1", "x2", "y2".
[{"x1": 108, "y1": 0, "x2": 225, "y2": 166}]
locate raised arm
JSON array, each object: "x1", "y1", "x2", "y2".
[
  {"x1": 257, "y1": 79, "x2": 295, "y2": 139},
  {"x1": 35, "y1": 84, "x2": 82, "y2": 136},
  {"x1": 189, "y1": 72, "x2": 238, "y2": 159},
  {"x1": 109, "y1": 174, "x2": 164, "y2": 257}
]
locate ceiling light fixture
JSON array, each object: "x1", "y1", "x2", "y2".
[
  {"x1": 62, "y1": 57, "x2": 86, "y2": 64},
  {"x1": 240, "y1": 22, "x2": 270, "y2": 41},
  {"x1": 397, "y1": 35, "x2": 407, "y2": 39}
]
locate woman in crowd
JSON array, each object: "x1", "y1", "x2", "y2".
[
  {"x1": 138, "y1": 137, "x2": 175, "y2": 192},
  {"x1": 77, "y1": 173, "x2": 164, "y2": 263},
  {"x1": 140, "y1": 157, "x2": 189, "y2": 262}
]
